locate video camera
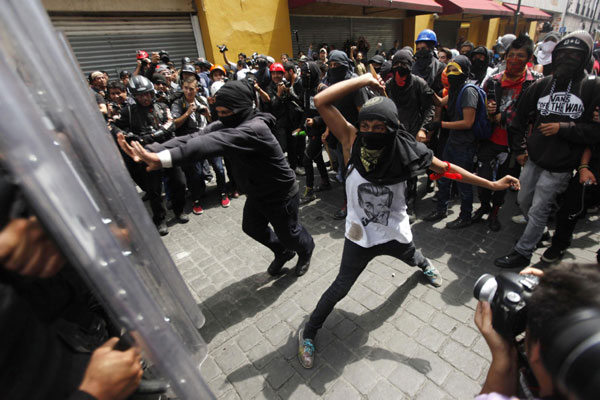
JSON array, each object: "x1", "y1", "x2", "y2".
[
  {"x1": 217, "y1": 44, "x2": 228, "y2": 53},
  {"x1": 473, "y1": 272, "x2": 538, "y2": 340},
  {"x1": 158, "y1": 50, "x2": 170, "y2": 64}
]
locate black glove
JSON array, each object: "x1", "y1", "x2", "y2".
[
  {"x1": 139, "y1": 134, "x2": 154, "y2": 145},
  {"x1": 424, "y1": 120, "x2": 441, "y2": 133}
]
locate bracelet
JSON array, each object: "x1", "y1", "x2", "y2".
[{"x1": 578, "y1": 164, "x2": 590, "y2": 171}]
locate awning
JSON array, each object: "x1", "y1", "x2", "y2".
[
  {"x1": 288, "y1": 0, "x2": 443, "y2": 13},
  {"x1": 502, "y1": 3, "x2": 552, "y2": 20},
  {"x1": 436, "y1": 0, "x2": 513, "y2": 16}
]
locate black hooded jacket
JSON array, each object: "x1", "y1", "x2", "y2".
[
  {"x1": 509, "y1": 31, "x2": 600, "y2": 172},
  {"x1": 411, "y1": 48, "x2": 444, "y2": 94},
  {"x1": 148, "y1": 113, "x2": 298, "y2": 202},
  {"x1": 386, "y1": 50, "x2": 435, "y2": 137},
  {"x1": 469, "y1": 46, "x2": 490, "y2": 86},
  {"x1": 301, "y1": 62, "x2": 327, "y2": 137}
]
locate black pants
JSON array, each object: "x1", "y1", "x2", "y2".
[
  {"x1": 241, "y1": 191, "x2": 314, "y2": 258},
  {"x1": 551, "y1": 173, "x2": 600, "y2": 250},
  {"x1": 304, "y1": 238, "x2": 429, "y2": 340},
  {"x1": 477, "y1": 140, "x2": 510, "y2": 209},
  {"x1": 123, "y1": 154, "x2": 185, "y2": 224},
  {"x1": 303, "y1": 136, "x2": 329, "y2": 188}
]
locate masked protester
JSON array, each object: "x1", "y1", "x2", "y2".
[
  {"x1": 494, "y1": 31, "x2": 600, "y2": 269},
  {"x1": 424, "y1": 55, "x2": 480, "y2": 228},
  {"x1": 533, "y1": 33, "x2": 560, "y2": 76},
  {"x1": 324, "y1": 50, "x2": 370, "y2": 219},
  {"x1": 117, "y1": 79, "x2": 316, "y2": 277},
  {"x1": 296, "y1": 74, "x2": 519, "y2": 370},
  {"x1": 413, "y1": 29, "x2": 444, "y2": 95},
  {"x1": 474, "y1": 35, "x2": 543, "y2": 232},
  {"x1": 300, "y1": 61, "x2": 331, "y2": 204},
  {"x1": 386, "y1": 50, "x2": 436, "y2": 217},
  {"x1": 469, "y1": 46, "x2": 491, "y2": 86}
]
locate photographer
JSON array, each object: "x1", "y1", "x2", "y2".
[
  {"x1": 475, "y1": 263, "x2": 600, "y2": 400},
  {"x1": 220, "y1": 44, "x2": 250, "y2": 80}
]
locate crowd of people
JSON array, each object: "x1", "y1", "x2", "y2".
[{"x1": 1, "y1": 24, "x2": 599, "y2": 400}]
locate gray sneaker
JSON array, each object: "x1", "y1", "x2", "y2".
[
  {"x1": 422, "y1": 265, "x2": 443, "y2": 287},
  {"x1": 298, "y1": 328, "x2": 315, "y2": 369}
]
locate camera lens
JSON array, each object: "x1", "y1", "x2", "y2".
[{"x1": 473, "y1": 274, "x2": 497, "y2": 303}]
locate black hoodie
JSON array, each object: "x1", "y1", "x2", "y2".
[
  {"x1": 149, "y1": 112, "x2": 298, "y2": 202},
  {"x1": 510, "y1": 31, "x2": 600, "y2": 172}
]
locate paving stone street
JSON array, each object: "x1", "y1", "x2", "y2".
[{"x1": 161, "y1": 173, "x2": 599, "y2": 400}]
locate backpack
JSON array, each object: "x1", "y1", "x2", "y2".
[{"x1": 455, "y1": 83, "x2": 492, "y2": 140}]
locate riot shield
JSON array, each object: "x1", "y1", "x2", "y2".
[{"x1": 0, "y1": 0, "x2": 214, "y2": 398}]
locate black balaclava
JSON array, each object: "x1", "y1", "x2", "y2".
[
  {"x1": 470, "y1": 46, "x2": 489, "y2": 83},
  {"x1": 390, "y1": 50, "x2": 414, "y2": 102},
  {"x1": 214, "y1": 80, "x2": 255, "y2": 128},
  {"x1": 552, "y1": 31, "x2": 592, "y2": 82},
  {"x1": 301, "y1": 61, "x2": 321, "y2": 93},
  {"x1": 351, "y1": 97, "x2": 432, "y2": 185},
  {"x1": 414, "y1": 42, "x2": 434, "y2": 72},
  {"x1": 326, "y1": 50, "x2": 353, "y2": 84}
]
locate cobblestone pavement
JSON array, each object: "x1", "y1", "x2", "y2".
[{"x1": 161, "y1": 173, "x2": 599, "y2": 400}]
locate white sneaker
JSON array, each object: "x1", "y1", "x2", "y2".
[{"x1": 511, "y1": 215, "x2": 527, "y2": 224}]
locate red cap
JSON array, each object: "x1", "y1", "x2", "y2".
[
  {"x1": 269, "y1": 63, "x2": 285, "y2": 72},
  {"x1": 137, "y1": 50, "x2": 149, "y2": 60}
]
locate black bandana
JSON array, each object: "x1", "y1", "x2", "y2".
[
  {"x1": 351, "y1": 97, "x2": 433, "y2": 185},
  {"x1": 214, "y1": 80, "x2": 255, "y2": 127}
]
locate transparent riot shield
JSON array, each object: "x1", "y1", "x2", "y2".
[
  {"x1": 0, "y1": 1, "x2": 214, "y2": 399},
  {"x1": 0, "y1": 0, "x2": 208, "y2": 355}
]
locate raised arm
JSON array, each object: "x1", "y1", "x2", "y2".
[{"x1": 313, "y1": 74, "x2": 384, "y2": 163}]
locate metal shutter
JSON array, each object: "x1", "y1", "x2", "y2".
[
  {"x1": 290, "y1": 15, "x2": 402, "y2": 59},
  {"x1": 350, "y1": 18, "x2": 403, "y2": 59},
  {"x1": 51, "y1": 15, "x2": 200, "y2": 79},
  {"x1": 290, "y1": 16, "x2": 351, "y2": 57},
  {"x1": 434, "y1": 20, "x2": 463, "y2": 49}
]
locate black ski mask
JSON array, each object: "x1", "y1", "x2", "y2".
[
  {"x1": 552, "y1": 32, "x2": 592, "y2": 81},
  {"x1": 326, "y1": 50, "x2": 353, "y2": 84},
  {"x1": 214, "y1": 80, "x2": 255, "y2": 128}
]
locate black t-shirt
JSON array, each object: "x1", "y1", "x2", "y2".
[
  {"x1": 447, "y1": 86, "x2": 478, "y2": 147},
  {"x1": 334, "y1": 86, "x2": 369, "y2": 126}
]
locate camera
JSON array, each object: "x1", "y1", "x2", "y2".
[
  {"x1": 158, "y1": 50, "x2": 170, "y2": 64},
  {"x1": 282, "y1": 79, "x2": 292, "y2": 88},
  {"x1": 473, "y1": 272, "x2": 539, "y2": 340},
  {"x1": 217, "y1": 44, "x2": 228, "y2": 53}
]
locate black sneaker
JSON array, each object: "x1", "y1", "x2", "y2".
[
  {"x1": 294, "y1": 248, "x2": 313, "y2": 277},
  {"x1": 333, "y1": 206, "x2": 347, "y2": 220},
  {"x1": 487, "y1": 206, "x2": 501, "y2": 232},
  {"x1": 494, "y1": 251, "x2": 530, "y2": 269},
  {"x1": 446, "y1": 217, "x2": 472, "y2": 229},
  {"x1": 314, "y1": 182, "x2": 332, "y2": 192},
  {"x1": 423, "y1": 209, "x2": 447, "y2": 222},
  {"x1": 541, "y1": 246, "x2": 565, "y2": 263},
  {"x1": 267, "y1": 250, "x2": 295, "y2": 276},
  {"x1": 300, "y1": 188, "x2": 316, "y2": 205},
  {"x1": 157, "y1": 221, "x2": 168, "y2": 236}
]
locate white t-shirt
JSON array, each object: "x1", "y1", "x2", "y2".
[{"x1": 345, "y1": 168, "x2": 412, "y2": 248}]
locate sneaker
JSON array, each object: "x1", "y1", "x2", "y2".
[
  {"x1": 229, "y1": 190, "x2": 241, "y2": 199},
  {"x1": 221, "y1": 194, "x2": 230, "y2": 208},
  {"x1": 422, "y1": 265, "x2": 443, "y2": 287},
  {"x1": 541, "y1": 246, "x2": 565, "y2": 263},
  {"x1": 494, "y1": 251, "x2": 530, "y2": 269},
  {"x1": 511, "y1": 215, "x2": 527, "y2": 224},
  {"x1": 294, "y1": 248, "x2": 313, "y2": 277},
  {"x1": 298, "y1": 328, "x2": 315, "y2": 369},
  {"x1": 423, "y1": 209, "x2": 448, "y2": 222},
  {"x1": 267, "y1": 250, "x2": 295, "y2": 276},
  {"x1": 294, "y1": 167, "x2": 306, "y2": 176},
  {"x1": 176, "y1": 213, "x2": 190, "y2": 224},
  {"x1": 157, "y1": 221, "x2": 168, "y2": 236},
  {"x1": 446, "y1": 217, "x2": 472, "y2": 229},
  {"x1": 300, "y1": 188, "x2": 316, "y2": 205},
  {"x1": 192, "y1": 202, "x2": 204, "y2": 215}
]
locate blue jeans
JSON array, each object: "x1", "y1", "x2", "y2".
[
  {"x1": 436, "y1": 141, "x2": 475, "y2": 219},
  {"x1": 514, "y1": 160, "x2": 571, "y2": 258}
]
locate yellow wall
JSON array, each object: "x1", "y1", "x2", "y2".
[
  {"x1": 485, "y1": 18, "x2": 500, "y2": 49},
  {"x1": 195, "y1": 0, "x2": 293, "y2": 64},
  {"x1": 43, "y1": 0, "x2": 194, "y2": 12}
]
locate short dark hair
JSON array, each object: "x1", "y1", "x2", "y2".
[
  {"x1": 107, "y1": 80, "x2": 125, "y2": 92},
  {"x1": 182, "y1": 76, "x2": 198, "y2": 86},
  {"x1": 460, "y1": 41, "x2": 474, "y2": 50},
  {"x1": 438, "y1": 47, "x2": 452, "y2": 60},
  {"x1": 528, "y1": 263, "x2": 600, "y2": 345},
  {"x1": 507, "y1": 34, "x2": 534, "y2": 58},
  {"x1": 282, "y1": 61, "x2": 295, "y2": 72}
]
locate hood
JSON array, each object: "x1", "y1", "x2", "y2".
[
  {"x1": 302, "y1": 61, "x2": 321, "y2": 90},
  {"x1": 328, "y1": 50, "x2": 352, "y2": 70},
  {"x1": 392, "y1": 50, "x2": 414, "y2": 67},
  {"x1": 553, "y1": 30, "x2": 593, "y2": 77}
]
